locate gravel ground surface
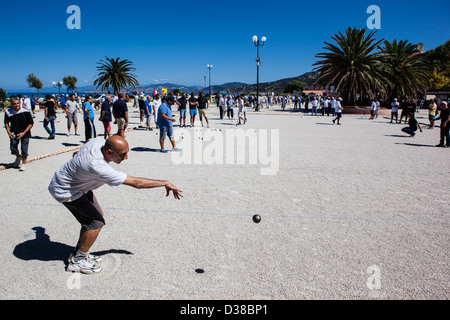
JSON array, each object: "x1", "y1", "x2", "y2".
[{"x1": 0, "y1": 104, "x2": 448, "y2": 300}]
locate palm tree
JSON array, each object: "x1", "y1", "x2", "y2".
[
  {"x1": 313, "y1": 27, "x2": 385, "y2": 105},
  {"x1": 93, "y1": 57, "x2": 139, "y2": 95},
  {"x1": 379, "y1": 39, "x2": 431, "y2": 100}
]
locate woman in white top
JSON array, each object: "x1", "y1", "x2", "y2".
[{"x1": 236, "y1": 96, "x2": 245, "y2": 125}]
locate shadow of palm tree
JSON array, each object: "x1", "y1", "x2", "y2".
[{"x1": 13, "y1": 227, "x2": 133, "y2": 265}]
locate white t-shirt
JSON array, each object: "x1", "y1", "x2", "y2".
[
  {"x1": 335, "y1": 101, "x2": 342, "y2": 113},
  {"x1": 312, "y1": 99, "x2": 318, "y2": 107},
  {"x1": 23, "y1": 98, "x2": 31, "y2": 110},
  {"x1": 391, "y1": 102, "x2": 399, "y2": 112},
  {"x1": 153, "y1": 99, "x2": 162, "y2": 114},
  {"x1": 219, "y1": 97, "x2": 226, "y2": 109},
  {"x1": 371, "y1": 101, "x2": 380, "y2": 111},
  {"x1": 66, "y1": 100, "x2": 79, "y2": 113},
  {"x1": 330, "y1": 100, "x2": 336, "y2": 109},
  {"x1": 48, "y1": 138, "x2": 127, "y2": 203}
]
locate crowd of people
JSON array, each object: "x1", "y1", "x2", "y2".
[{"x1": 3, "y1": 90, "x2": 450, "y2": 171}]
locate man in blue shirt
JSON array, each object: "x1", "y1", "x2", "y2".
[
  {"x1": 30, "y1": 94, "x2": 37, "y2": 116},
  {"x1": 144, "y1": 96, "x2": 153, "y2": 131},
  {"x1": 157, "y1": 96, "x2": 181, "y2": 153},
  {"x1": 60, "y1": 95, "x2": 66, "y2": 110},
  {"x1": 83, "y1": 96, "x2": 96, "y2": 142}
]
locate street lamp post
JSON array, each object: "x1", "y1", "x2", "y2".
[
  {"x1": 207, "y1": 64, "x2": 213, "y2": 101},
  {"x1": 53, "y1": 81, "x2": 63, "y2": 95},
  {"x1": 252, "y1": 35, "x2": 266, "y2": 112}
]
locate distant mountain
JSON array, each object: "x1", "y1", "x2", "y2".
[
  {"x1": 229, "y1": 71, "x2": 320, "y2": 94},
  {"x1": 6, "y1": 73, "x2": 318, "y2": 95}
]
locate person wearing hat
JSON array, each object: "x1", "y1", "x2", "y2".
[
  {"x1": 332, "y1": 98, "x2": 344, "y2": 125},
  {"x1": 156, "y1": 96, "x2": 182, "y2": 153},
  {"x1": 390, "y1": 98, "x2": 399, "y2": 123}
]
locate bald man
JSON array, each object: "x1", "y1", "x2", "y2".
[{"x1": 48, "y1": 136, "x2": 183, "y2": 274}]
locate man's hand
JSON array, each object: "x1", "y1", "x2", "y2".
[{"x1": 165, "y1": 182, "x2": 183, "y2": 200}]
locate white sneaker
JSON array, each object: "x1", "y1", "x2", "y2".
[
  {"x1": 67, "y1": 256, "x2": 102, "y2": 274},
  {"x1": 68, "y1": 251, "x2": 102, "y2": 264},
  {"x1": 19, "y1": 164, "x2": 26, "y2": 171}
]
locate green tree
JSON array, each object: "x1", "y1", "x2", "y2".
[
  {"x1": 313, "y1": 27, "x2": 385, "y2": 105},
  {"x1": 93, "y1": 57, "x2": 139, "y2": 95},
  {"x1": 26, "y1": 73, "x2": 43, "y2": 96},
  {"x1": 0, "y1": 88, "x2": 7, "y2": 102},
  {"x1": 284, "y1": 80, "x2": 305, "y2": 94},
  {"x1": 62, "y1": 75, "x2": 78, "y2": 93},
  {"x1": 378, "y1": 39, "x2": 431, "y2": 100},
  {"x1": 426, "y1": 40, "x2": 450, "y2": 89}
]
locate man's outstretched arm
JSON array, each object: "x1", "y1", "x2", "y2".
[{"x1": 122, "y1": 176, "x2": 183, "y2": 199}]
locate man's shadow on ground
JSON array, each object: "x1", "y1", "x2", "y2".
[{"x1": 13, "y1": 227, "x2": 133, "y2": 266}]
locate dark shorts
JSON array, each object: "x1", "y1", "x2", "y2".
[
  {"x1": 62, "y1": 191, "x2": 105, "y2": 231},
  {"x1": 336, "y1": 113, "x2": 342, "y2": 118}
]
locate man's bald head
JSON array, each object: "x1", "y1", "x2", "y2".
[{"x1": 103, "y1": 135, "x2": 129, "y2": 163}]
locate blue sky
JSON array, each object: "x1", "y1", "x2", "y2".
[{"x1": 1, "y1": 0, "x2": 449, "y2": 90}]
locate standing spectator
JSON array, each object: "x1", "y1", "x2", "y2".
[
  {"x1": 144, "y1": 96, "x2": 153, "y2": 131},
  {"x1": 177, "y1": 93, "x2": 188, "y2": 127},
  {"x1": 311, "y1": 98, "x2": 318, "y2": 116},
  {"x1": 4, "y1": 98, "x2": 34, "y2": 171},
  {"x1": 197, "y1": 92, "x2": 210, "y2": 128},
  {"x1": 30, "y1": 94, "x2": 37, "y2": 116},
  {"x1": 236, "y1": 96, "x2": 246, "y2": 125},
  {"x1": 428, "y1": 99, "x2": 437, "y2": 129},
  {"x1": 401, "y1": 115, "x2": 423, "y2": 137},
  {"x1": 435, "y1": 101, "x2": 449, "y2": 147},
  {"x1": 188, "y1": 92, "x2": 198, "y2": 127},
  {"x1": 157, "y1": 96, "x2": 181, "y2": 153},
  {"x1": 407, "y1": 98, "x2": 417, "y2": 121},
  {"x1": 219, "y1": 94, "x2": 226, "y2": 120},
  {"x1": 332, "y1": 98, "x2": 344, "y2": 125},
  {"x1": 399, "y1": 98, "x2": 410, "y2": 124},
  {"x1": 65, "y1": 94, "x2": 81, "y2": 136},
  {"x1": 99, "y1": 94, "x2": 113, "y2": 139},
  {"x1": 112, "y1": 93, "x2": 129, "y2": 137},
  {"x1": 17, "y1": 94, "x2": 23, "y2": 108},
  {"x1": 43, "y1": 94, "x2": 56, "y2": 139},
  {"x1": 390, "y1": 98, "x2": 399, "y2": 123},
  {"x1": 138, "y1": 95, "x2": 146, "y2": 127},
  {"x1": 304, "y1": 95, "x2": 310, "y2": 113},
  {"x1": 153, "y1": 94, "x2": 162, "y2": 128},
  {"x1": 133, "y1": 91, "x2": 138, "y2": 109},
  {"x1": 370, "y1": 98, "x2": 380, "y2": 119},
  {"x1": 60, "y1": 94, "x2": 66, "y2": 111},
  {"x1": 226, "y1": 95, "x2": 235, "y2": 120},
  {"x1": 23, "y1": 95, "x2": 31, "y2": 112},
  {"x1": 83, "y1": 96, "x2": 96, "y2": 142},
  {"x1": 330, "y1": 97, "x2": 336, "y2": 116}
]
